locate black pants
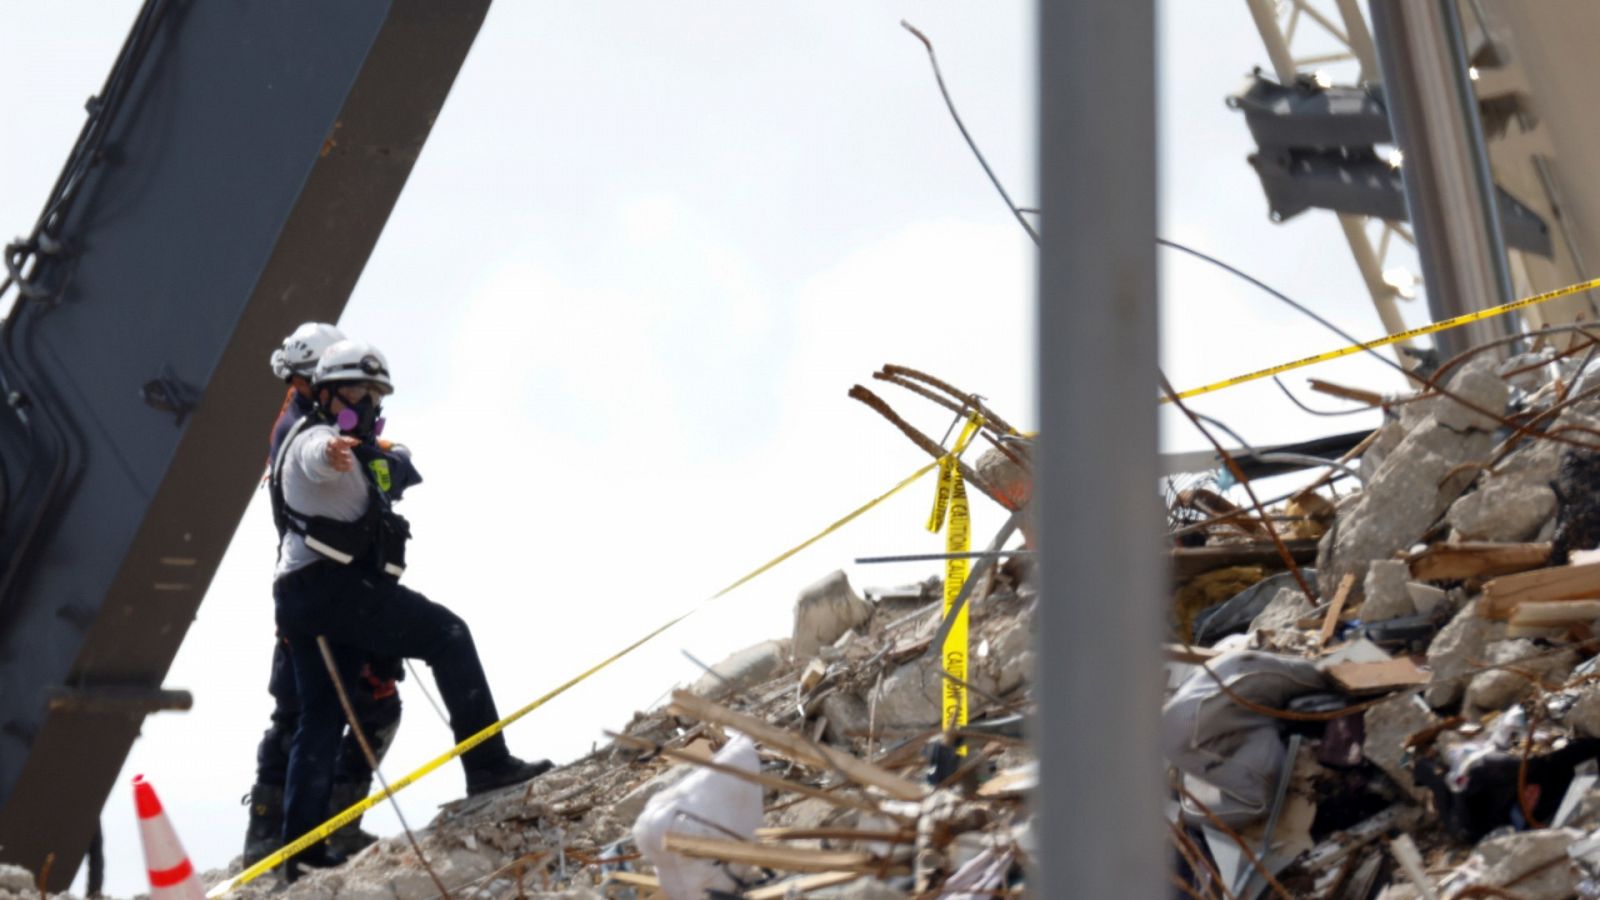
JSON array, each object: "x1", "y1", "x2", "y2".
[
  {"x1": 274, "y1": 562, "x2": 510, "y2": 851},
  {"x1": 255, "y1": 638, "x2": 403, "y2": 788}
]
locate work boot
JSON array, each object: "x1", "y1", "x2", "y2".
[
  {"x1": 241, "y1": 783, "x2": 284, "y2": 867},
  {"x1": 465, "y1": 755, "x2": 554, "y2": 796},
  {"x1": 284, "y1": 844, "x2": 345, "y2": 884},
  {"x1": 325, "y1": 780, "x2": 380, "y2": 858}
]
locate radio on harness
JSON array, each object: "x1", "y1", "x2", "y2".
[{"x1": 269, "y1": 417, "x2": 413, "y2": 579}]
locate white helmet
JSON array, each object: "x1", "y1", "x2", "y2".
[
  {"x1": 312, "y1": 340, "x2": 394, "y2": 394},
  {"x1": 270, "y1": 322, "x2": 345, "y2": 381}
]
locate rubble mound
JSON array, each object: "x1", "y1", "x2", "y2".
[
  {"x1": 1167, "y1": 355, "x2": 1600, "y2": 898},
  {"x1": 208, "y1": 566, "x2": 1037, "y2": 899}
]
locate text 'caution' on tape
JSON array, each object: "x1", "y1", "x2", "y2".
[{"x1": 926, "y1": 414, "x2": 983, "y2": 751}]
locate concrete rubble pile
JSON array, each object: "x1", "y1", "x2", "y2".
[
  {"x1": 209, "y1": 563, "x2": 1038, "y2": 900},
  {"x1": 1167, "y1": 351, "x2": 1600, "y2": 899},
  {"x1": 191, "y1": 366, "x2": 1038, "y2": 900}
]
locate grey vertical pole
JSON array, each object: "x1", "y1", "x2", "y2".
[
  {"x1": 1370, "y1": 0, "x2": 1515, "y2": 358},
  {"x1": 1036, "y1": 2, "x2": 1162, "y2": 898}
]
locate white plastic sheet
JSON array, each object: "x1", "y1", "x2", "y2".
[{"x1": 632, "y1": 731, "x2": 763, "y2": 900}]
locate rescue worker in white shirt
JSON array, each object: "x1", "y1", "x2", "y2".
[
  {"x1": 242, "y1": 323, "x2": 409, "y2": 865},
  {"x1": 270, "y1": 340, "x2": 551, "y2": 879}
]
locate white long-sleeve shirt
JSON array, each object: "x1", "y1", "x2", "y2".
[{"x1": 274, "y1": 422, "x2": 375, "y2": 579}]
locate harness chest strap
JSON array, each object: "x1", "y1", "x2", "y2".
[{"x1": 270, "y1": 417, "x2": 408, "y2": 577}]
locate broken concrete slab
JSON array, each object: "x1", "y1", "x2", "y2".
[
  {"x1": 1448, "y1": 827, "x2": 1583, "y2": 900},
  {"x1": 975, "y1": 445, "x2": 1030, "y2": 510},
  {"x1": 1570, "y1": 684, "x2": 1600, "y2": 740},
  {"x1": 1319, "y1": 359, "x2": 1506, "y2": 597},
  {"x1": 688, "y1": 639, "x2": 789, "y2": 699},
  {"x1": 1361, "y1": 419, "x2": 1407, "y2": 480},
  {"x1": 612, "y1": 764, "x2": 697, "y2": 824},
  {"x1": 0, "y1": 868, "x2": 34, "y2": 896},
  {"x1": 873, "y1": 654, "x2": 1002, "y2": 730},
  {"x1": 1362, "y1": 693, "x2": 1438, "y2": 802},
  {"x1": 1318, "y1": 419, "x2": 1494, "y2": 596},
  {"x1": 1362, "y1": 559, "x2": 1417, "y2": 622},
  {"x1": 794, "y1": 570, "x2": 873, "y2": 660},
  {"x1": 1464, "y1": 639, "x2": 1578, "y2": 714},
  {"x1": 821, "y1": 691, "x2": 871, "y2": 743},
  {"x1": 1249, "y1": 586, "x2": 1314, "y2": 636},
  {"x1": 1447, "y1": 478, "x2": 1557, "y2": 543},
  {"x1": 1406, "y1": 581, "x2": 1447, "y2": 617},
  {"x1": 1401, "y1": 356, "x2": 1509, "y2": 434},
  {"x1": 1424, "y1": 598, "x2": 1505, "y2": 709}
]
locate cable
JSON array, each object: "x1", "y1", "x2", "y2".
[
  {"x1": 901, "y1": 21, "x2": 1040, "y2": 246},
  {"x1": 1271, "y1": 375, "x2": 1380, "y2": 417}
]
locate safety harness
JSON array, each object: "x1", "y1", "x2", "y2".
[{"x1": 270, "y1": 415, "x2": 411, "y2": 579}]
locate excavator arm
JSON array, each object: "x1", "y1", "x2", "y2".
[{"x1": 0, "y1": 1, "x2": 489, "y2": 887}]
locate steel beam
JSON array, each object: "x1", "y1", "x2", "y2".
[
  {"x1": 0, "y1": 0, "x2": 490, "y2": 886},
  {"x1": 1037, "y1": 2, "x2": 1162, "y2": 898}
]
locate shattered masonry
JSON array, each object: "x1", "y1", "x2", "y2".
[{"x1": 1167, "y1": 343, "x2": 1600, "y2": 899}]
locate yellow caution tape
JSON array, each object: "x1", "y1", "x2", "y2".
[
  {"x1": 211, "y1": 453, "x2": 958, "y2": 896},
  {"x1": 925, "y1": 415, "x2": 984, "y2": 533},
  {"x1": 926, "y1": 414, "x2": 983, "y2": 752},
  {"x1": 1164, "y1": 276, "x2": 1600, "y2": 404},
  {"x1": 939, "y1": 473, "x2": 971, "y2": 745}
]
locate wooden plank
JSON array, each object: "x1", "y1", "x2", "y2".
[
  {"x1": 669, "y1": 691, "x2": 926, "y2": 802},
  {"x1": 1163, "y1": 643, "x2": 1222, "y2": 665},
  {"x1": 1307, "y1": 379, "x2": 1384, "y2": 406},
  {"x1": 1318, "y1": 573, "x2": 1357, "y2": 647},
  {"x1": 663, "y1": 833, "x2": 878, "y2": 872},
  {"x1": 1482, "y1": 561, "x2": 1600, "y2": 620},
  {"x1": 1407, "y1": 542, "x2": 1550, "y2": 582},
  {"x1": 601, "y1": 871, "x2": 659, "y2": 883},
  {"x1": 605, "y1": 731, "x2": 901, "y2": 821},
  {"x1": 1509, "y1": 599, "x2": 1600, "y2": 627},
  {"x1": 754, "y1": 826, "x2": 914, "y2": 844},
  {"x1": 1170, "y1": 540, "x2": 1318, "y2": 580},
  {"x1": 1324, "y1": 658, "x2": 1429, "y2": 694},
  {"x1": 744, "y1": 872, "x2": 864, "y2": 899},
  {"x1": 977, "y1": 763, "x2": 1037, "y2": 799}
]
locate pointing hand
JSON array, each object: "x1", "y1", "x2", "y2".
[{"x1": 326, "y1": 436, "x2": 360, "y2": 473}]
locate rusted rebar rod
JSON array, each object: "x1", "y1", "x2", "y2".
[
  {"x1": 848, "y1": 385, "x2": 1015, "y2": 511},
  {"x1": 872, "y1": 370, "x2": 1027, "y2": 467},
  {"x1": 1159, "y1": 373, "x2": 1318, "y2": 602},
  {"x1": 316, "y1": 636, "x2": 452, "y2": 899},
  {"x1": 878, "y1": 364, "x2": 1024, "y2": 437}
]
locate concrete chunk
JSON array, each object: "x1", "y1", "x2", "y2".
[
  {"x1": 1362, "y1": 693, "x2": 1437, "y2": 801},
  {"x1": 1425, "y1": 598, "x2": 1503, "y2": 708},
  {"x1": 1318, "y1": 359, "x2": 1505, "y2": 596},
  {"x1": 688, "y1": 639, "x2": 788, "y2": 699},
  {"x1": 793, "y1": 570, "x2": 873, "y2": 659},
  {"x1": 1457, "y1": 828, "x2": 1583, "y2": 900},
  {"x1": 1248, "y1": 586, "x2": 1313, "y2": 635},
  {"x1": 1464, "y1": 639, "x2": 1577, "y2": 714},
  {"x1": 1361, "y1": 560, "x2": 1416, "y2": 622}
]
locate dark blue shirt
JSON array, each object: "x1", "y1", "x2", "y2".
[{"x1": 269, "y1": 390, "x2": 318, "y2": 465}]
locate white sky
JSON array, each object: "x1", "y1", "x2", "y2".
[{"x1": 0, "y1": 2, "x2": 1432, "y2": 895}]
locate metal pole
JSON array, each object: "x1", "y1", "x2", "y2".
[
  {"x1": 1037, "y1": 2, "x2": 1162, "y2": 898},
  {"x1": 1369, "y1": 0, "x2": 1516, "y2": 358}
]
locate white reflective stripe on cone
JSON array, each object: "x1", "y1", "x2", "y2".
[{"x1": 132, "y1": 775, "x2": 205, "y2": 900}]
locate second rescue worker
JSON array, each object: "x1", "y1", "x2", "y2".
[{"x1": 270, "y1": 340, "x2": 551, "y2": 878}]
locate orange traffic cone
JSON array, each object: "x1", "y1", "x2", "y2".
[{"x1": 132, "y1": 775, "x2": 204, "y2": 900}]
